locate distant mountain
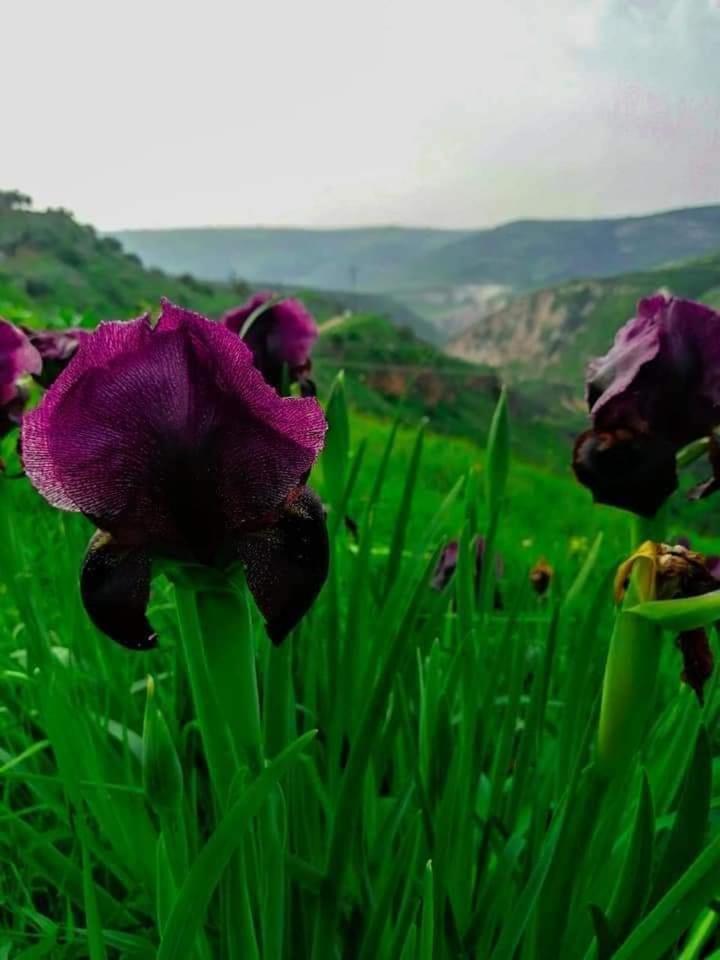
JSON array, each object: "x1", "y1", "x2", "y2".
[
  {"x1": 445, "y1": 252, "x2": 720, "y2": 393},
  {"x1": 113, "y1": 205, "x2": 720, "y2": 304},
  {"x1": 110, "y1": 226, "x2": 466, "y2": 293}
]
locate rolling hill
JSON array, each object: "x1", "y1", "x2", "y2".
[
  {"x1": 112, "y1": 204, "x2": 720, "y2": 302},
  {"x1": 0, "y1": 194, "x2": 430, "y2": 338},
  {"x1": 445, "y1": 251, "x2": 720, "y2": 389},
  {"x1": 0, "y1": 193, "x2": 514, "y2": 452},
  {"x1": 110, "y1": 226, "x2": 466, "y2": 293}
]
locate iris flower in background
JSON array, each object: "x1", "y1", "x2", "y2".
[
  {"x1": 223, "y1": 292, "x2": 318, "y2": 396},
  {"x1": 21, "y1": 326, "x2": 88, "y2": 387},
  {"x1": 573, "y1": 295, "x2": 720, "y2": 516},
  {"x1": 0, "y1": 319, "x2": 41, "y2": 438},
  {"x1": 432, "y1": 535, "x2": 503, "y2": 608},
  {"x1": 22, "y1": 300, "x2": 328, "y2": 649}
]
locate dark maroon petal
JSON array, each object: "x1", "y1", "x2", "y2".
[
  {"x1": 0, "y1": 319, "x2": 42, "y2": 405},
  {"x1": 588, "y1": 295, "x2": 720, "y2": 446},
  {"x1": 80, "y1": 530, "x2": 156, "y2": 650},
  {"x1": 432, "y1": 540, "x2": 459, "y2": 590},
  {"x1": 587, "y1": 305, "x2": 661, "y2": 415},
  {"x1": 572, "y1": 428, "x2": 678, "y2": 517},
  {"x1": 0, "y1": 387, "x2": 29, "y2": 438},
  {"x1": 237, "y1": 486, "x2": 329, "y2": 644},
  {"x1": 223, "y1": 293, "x2": 318, "y2": 391},
  {"x1": 706, "y1": 555, "x2": 720, "y2": 581},
  {"x1": 298, "y1": 374, "x2": 317, "y2": 398},
  {"x1": 22, "y1": 327, "x2": 88, "y2": 387},
  {"x1": 22, "y1": 301, "x2": 326, "y2": 558},
  {"x1": 677, "y1": 627, "x2": 713, "y2": 704}
]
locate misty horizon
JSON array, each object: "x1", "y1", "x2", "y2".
[
  {"x1": 105, "y1": 198, "x2": 720, "y2": 235},
  {"x1": 4, "y1": 0, "x2": 719, "y2": 232}
]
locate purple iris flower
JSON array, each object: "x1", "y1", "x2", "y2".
[
  {"x1": 22, "y1": 300, "x2": 328, "y2": 649},
  {"x1": 432, "y1": 536, "x2": 503, "y2": 607},
  {"x1": 222, "y1": 292, "x2": 318, "y2": 395},
  {"x1": 0, "y1": 319, "x2": 42, "y2": 437},
  {"x1": 573, "y1": 295, "x2": 720, "y2": 516},
  {"x1": 21, "y1": 326, "x2": 88, "y2": 387}
]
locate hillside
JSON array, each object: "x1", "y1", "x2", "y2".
[
  {"x1": 0, "y1": 193, "x2": 526, "y2": 453},
  {"x1": 446, "y1": 252, "x2": 720, "y2": 392},
  {"x1": 313, "y1": 313, "x2": 567, "y2": 467},
  {"x1": 0, "y1": 193, "x2": 429, "y2": 338},
  {"x1": 113, "y1": 204, "x2": 720, "y2": 303},
  {"x1": 0, "y1": 194, "x2": 252, "y2": 322}
]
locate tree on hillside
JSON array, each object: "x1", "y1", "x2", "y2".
[{"x1": 0, "y1": 190, "x2": 32, "y2": 211}]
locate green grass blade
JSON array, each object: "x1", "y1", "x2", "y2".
[
  {"x1": 157, "y1": 731, "x2": 316, "y2": 960},
  {"x1": 613, "y1": 831, "x2": 720, "y2": 960},
  {"x1": 484, "y1": 386, "x2": 509, "y2": 517},
  {"x1": 606, "y1": 772, "x2": 655, "y2": 945},
  {"x1": 650, "y1": 725, "x2": 711, "y2": 906}
]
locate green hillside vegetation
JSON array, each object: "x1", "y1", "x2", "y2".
[
  {"x1": 0, "y1": 192, "x2": 432, "y2": 338},
  {"x1": 313, "y1": 312, "x2": 568, "y2": 468},
  {"x1": 447, "y1": 250, "x2": 720, "y2": 390},
  {"x1": 113, "y1": 204, "x2": 720, "y2": 295},
  {"x1": 398, "y1": 206, "x2": 720, "y2": 290},
  {"x1": 0, "y1": 193, "x2": 255, "y2": 323}
]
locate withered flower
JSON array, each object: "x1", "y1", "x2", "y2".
[
  {"x1": 529, "y1": 557, "x2": 553, "y2": 596},
  {"x1": 616, "y1": 541, "x2": 718, "y2": 702}
]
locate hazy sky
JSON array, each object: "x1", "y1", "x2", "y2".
[{"x1": 3, "y1": 0, "x2": 719, "y2": 230}]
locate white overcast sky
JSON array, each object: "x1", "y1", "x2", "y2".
[{"x1": 2, "y1": 0, "x2": 719, "y2": 230}]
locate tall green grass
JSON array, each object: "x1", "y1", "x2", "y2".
[{"x1": 1, "y1": 383, "x2": 720, "y2": 959}]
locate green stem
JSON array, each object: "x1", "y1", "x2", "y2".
[
  {"x1": 194, "y1": 575, "x2": 263, "y2": 774},
  {"x1": 173, "y1": 580, "x2": 238, "y2": 806},
  {"x1": 600, "y1": 511, "x2": 667, "y2": 778},
  {"x1": 171, "y1": 568, "x2": 267, "y2": 959}
]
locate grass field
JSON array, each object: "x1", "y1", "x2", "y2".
[{"x1": 3, "y1": 366, "x2": 720, "y2": 959}]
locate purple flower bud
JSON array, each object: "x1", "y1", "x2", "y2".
[
  {"x1": 21, "y1": 326, "x2": 88, "y2": 387},
  {"x1": 573, "y1": 295, "x2": 720, "y2": 515},
  {"x1": 22, "y1": 300, "x2": 328, "y2": 647},
  {"x1": 223, "y1": 292, "x2": 318, "y2": 395},
  {"x1": 0, "y1": 319, "x2": 41, "y2": 436},
  {"x1": 431, "y1": 539, "x2": 459, "y2": 590},
  {"x1": 431, "y1": 535, "x2": 503, "y2": 607}
]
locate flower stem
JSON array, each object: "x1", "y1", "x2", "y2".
[
  {"x1": 172, "y1": 578, "x2": 238, "y2": 806},
  {"x1": 599, "y1": 512, "x2": 667, "y2": 777},
  {"x1": 194, "y1": 575, "x2": 264, "y2": 775}
]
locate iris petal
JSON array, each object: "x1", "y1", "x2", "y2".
[
  {"x1": 80, "y1": 531, "x2": 156, "y2": 650},
  {"x1": 572, "y1": 428, "x2": 678, "y2": 517},
  {"x1": 22, "y1": 302, "x2": 326, "y2": 554},
  {"x1": 223, "y1": 293, "x2": 318, "y2": 392},
  {"x1": 237, "y1": 486, "x2": 329, "y2": 644}
]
